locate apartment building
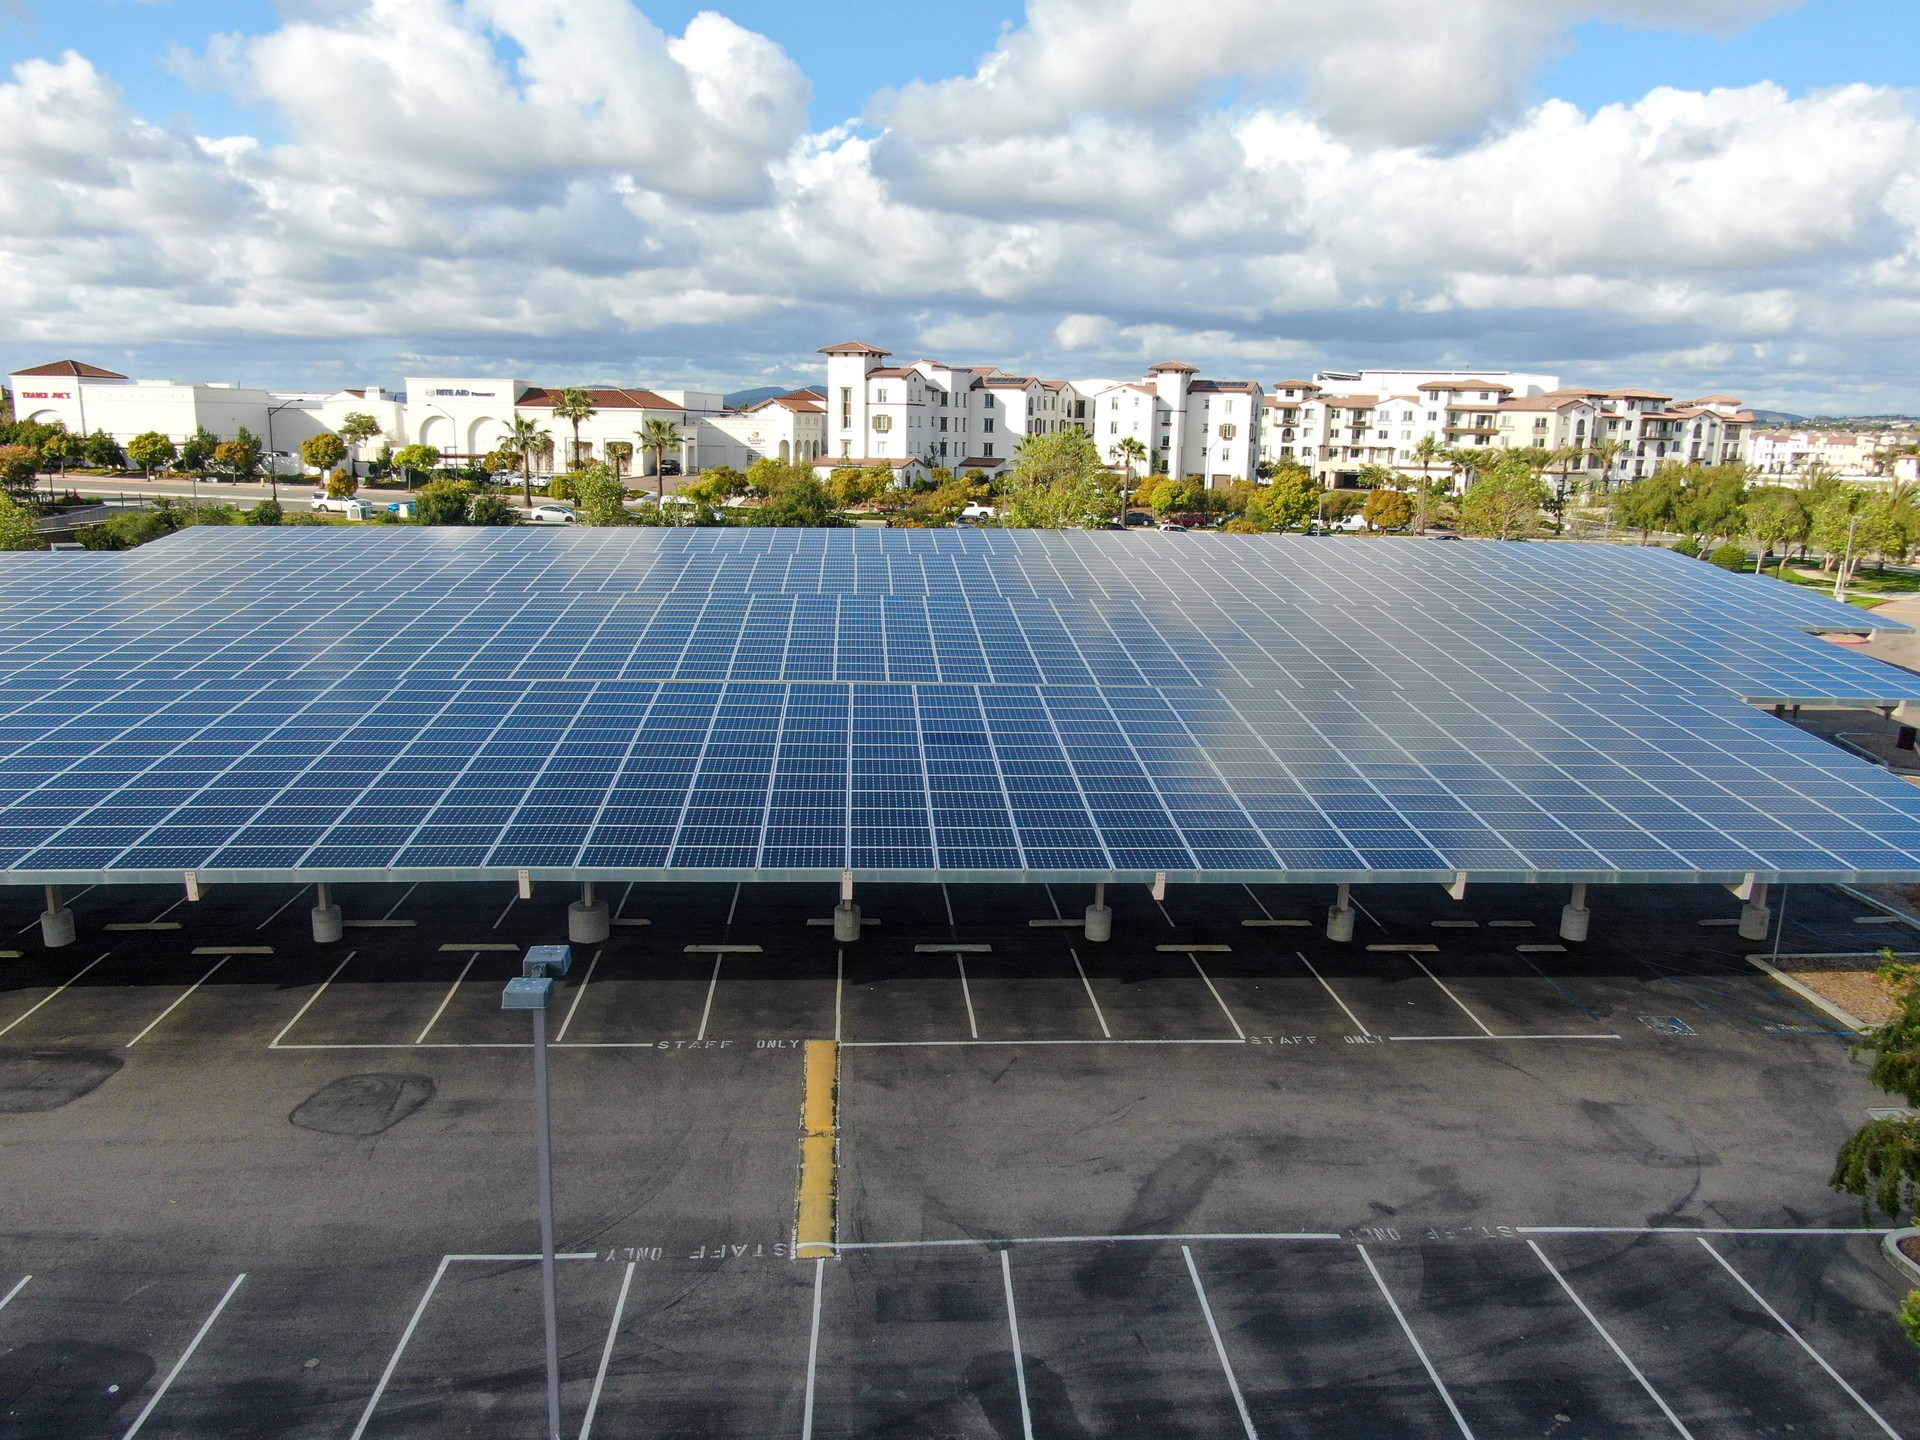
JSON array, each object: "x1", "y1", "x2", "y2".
[
  {"x1": 1083, "y1": 362, "x2": 1265, "y2": 485},
  {"x1": 1747, "y1": 429, "x2": 1910, "y2": 484},
  {"x1": 705, "y1": 390, "x2": 826, "y2": 469}
]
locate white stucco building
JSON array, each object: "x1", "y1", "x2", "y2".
[{"x1": 1747, "y1": 428, "x2": 1909, "y2": 484}]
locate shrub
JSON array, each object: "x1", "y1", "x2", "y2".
[
  {"x1": 243, "y1": 499, "x2": 283, "y2": 526},
  {"x1": 468, "y1": 494, "x2": 520, "y2": 526},
  {"x1": 1708, "y1": 543, "x2": 1750, "y2": 571},
  {"x1": 1672, "y1": 536, "x2": 1702, "y2": 558}
]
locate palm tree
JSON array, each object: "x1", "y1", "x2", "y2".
[
  {"x1": 1115, "y1": 436, "x2": 1148, "y2": 502},
  {"x1": 638, "y1": 417, "x2": 682, "y2": 504},
  {"x1": 1585, "y1": 437, "x2": 1627, "y2": 500},
  {"x1": 503, "y1": 415, "x2": 550, "y2": 508},
  {"x1": 551, "y1": 388, "x2": 597, "y2": 470},
  {"x1": 1411, "y1": 435, "x2": 1444, "y2": 534}
]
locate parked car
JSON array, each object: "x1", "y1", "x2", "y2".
[
  {"x1": 525, "y1": 503, "x2": 577, "y2": 525},
  {"x1": 309, "y1": 491, "x2": 371, "y2": 516},
  {"x1": 1156, "y1": 522, "x2": 1188, "y2": 533},
  {"x1": 1122, "y1": 511, "x2": 1154, "y2": 528},
  {"x1": 960, "y1": 502, "x2": 998, "y2": 520}
]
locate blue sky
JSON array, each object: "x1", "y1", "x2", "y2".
[{"x1": 2, "y1": 0, "x2": 1918, "y2": 411}]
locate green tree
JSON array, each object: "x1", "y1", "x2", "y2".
[
  {"x1": 999, "y1": 430, "x2": 1119, "y2": 529},
  {"x1": 325, "y1": 469, "x2": 359, "y2": 500},
  {"x1": 829, "y1": 465, "x2": 890, "y2": 508},
  {"x1": 467, "y1": 493, "x2": 520, "y2": 526},
  {"x1": 1363, "y1": 488, "x2": 1414, "y2": 531},
  {"x1": 552, "y1": 388, "x2": 598, "y2": 469},
  {"x1": 127, "y1": 432, "x2": 176, "y2": 479},
  {"x1": 604, "y1": 440, "x2": 634, "y2": 478},
  {"x1": 1585, "y1": 436, "x2": 1628, "y2": 498},
  {"x1": 1676, "y1": 463, "x2": 1749, "y2": 549},
  {"x1": 300, "y1": 432, "x2": 347, "y2": 478},
  {"x1": 244, "y1": 499, "x2": 283, "y2": 526},
  {"x1": 0, "y1": 493, "x2": 41, "y2": 550},
  {"x1": 412, "y1": 478, "x2": 472, "y2": 526},
  {"x1": 82, "y1": 431, "x2": 126, "y2": 470},
  {"x1": 1245, "y1": 465, "x2": 1319, "y2": 532},
  {"x1": 0, "y1": 444, "x2": 39, "y2": 501},
  {"x1": 393, "y1": 444, "x2": 441, "y2": 489},
  {"x1": 1614, "y1": 463, "x2": 1687, "y2": 544},
  {"x1": 1707, "y1": 543, "x2": 1750, "y2": 571},
  {"x1": 338, "y1": 412, "x2": 383, "y2": 478},
  {"x1": 1744, "y1": 486, "x2": 1810, "y2": 574},
  {"x1": 572, "y1": 463, "x2": 631, "y2": 526},
  {"x1": 638, "y1": 417, "x2": 682, "y2": 504},
  {"x1": 1410, "y1": 436, "x2": 1448, "y2": 534},
  {"x1": 1114, "y1": 436, "x2": 1149, "y2": 495},
  {"x1": 683, "y1": 465, "x2": 748, "y2": 504},
  {"x1": 40, "y1": 428, "x2": 80, "y2": 478},
  {"x1": 1833, "y1": 956, "x2": 1920, "y2": 1223},
  {"x1": 1354, "y1": 462, "x2": 1399, "y2": 490},
  {"x1": 213, "y1": 434, "x2": 261, "y2": 483},
  {"x1": 1459, "y1": 454, "x2": 1549, "y2": 539},
  {"x1": 758, "y1": 471, "x2": 843, "y2": 527}
]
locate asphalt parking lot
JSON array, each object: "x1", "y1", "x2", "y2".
[{"x1": 2, "y1": 876, "x2": 1918, "y2": 1437}]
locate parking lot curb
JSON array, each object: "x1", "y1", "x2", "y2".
[
  {"x1": 1744, "y1": 954, "x2": 1868, "y2": 1033},
  {"x1": 1883, "y1": 1229, "x2": 1920, "y2": 1286}
]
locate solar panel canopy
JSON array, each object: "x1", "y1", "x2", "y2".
[{"x1": 3, "y1": 525, "x2": 1920, "y2": 889}]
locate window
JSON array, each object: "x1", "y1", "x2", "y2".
[
  {"x1": 1159, "y1": 436, "x2": 1170, "y2": 449},
  {"x1": 983, "y1": 444, "x2": 994, "y2": 458},
  {"x1": 938, "y1": 441, "x2": 947, "y2": 457},
  {"x1": 984, "y1": 419, "x2": 995, "y2": 433},
  {"x1": 1109, "y1": 421, "x2": 1117, "y2": 434},
  {"x1": 1218, "y1": 423, "x2": 1237, "y2": 440},
  {"x1": 840, "y1": 388, "x2": 851, "y2": 430},
  {"x1": 1427, "y1": 411, "x2": 1438, "y2": 422},
  {"x1": 940, "y1": 417, "x2": 948, "y2": 432},
  {"x1": 872, "y1": 414, "x2": 892, "y2": 433},
  {"x1": 875, "y1": 388, "x2": 888, "y2": 403},
  {"x1": 840, "y1": 440, "x2": 851, "y2": 459},
  {"x1": 983, "y1": 394, "x2": 996, "y2": 409}
]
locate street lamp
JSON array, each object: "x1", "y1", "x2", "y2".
[
  {"x1": 264, "y1": 400, "x2": 300, "y2": 503},
  {"x1": 502, "y1": 942, "x2": 572, "y2": 1440}
]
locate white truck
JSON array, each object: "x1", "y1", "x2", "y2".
[{"x1": 309, "y1": 491, "x2": 377, "y2": 519}]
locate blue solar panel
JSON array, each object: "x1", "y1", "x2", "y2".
[{"x1": 0, "y1": 525, "x2": 1917, "y2": 885}]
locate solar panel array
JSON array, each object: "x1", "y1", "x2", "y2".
[{"x1": 2, "y1": 525, "x2": 1919, "y2": 886}]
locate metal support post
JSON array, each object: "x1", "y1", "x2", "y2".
[
  {"x1": 834, "y1": 869, "x2": 862, "y2": 942},
  {"x1": 1084, "y1": 881, "x2": 1112, "y2": 942},
  {"x1": 1326, "y1": 882, "x2": 1355, "y2": 943},
  {"x1": 1559, "y1": 882, "x2": 1590, "y2": 942},
  {"x1": 568, "y1": 880, "x2": 609, "y2": 943},
  {"x1": 311, "y1": 879, "x2": 343, "y2": 943},
  {"x1": 503, "y1": 945, "x2": 571, "y2": 1440},
  {"x1": 40, "y1": 884, "x2": 74, "y2": 948}
]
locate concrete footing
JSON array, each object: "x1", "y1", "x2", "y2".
[
  {"x1": 1739, "y1": 902, "x2": 1771, "y2": 941},
  {"x1": 40, "y1": 907, "x2": 74, "y2": 949},
  {"x1": 1326, "y1": 906, "x2": 1355, "y2": 943},
  {"x1": 311, "y1": 904, "x2": 344, "y2": 944},
  {"x1": 833, "y1": 901, "x2": 862, "y2": 943},
  {"x1": 568, "y1": 900, "x2": 611, "y2": 944},
  {"x1": 1084, "y1": 904, "x2": 1112, "y2": 942},
  {"x1": 1559, "y1": 904, "x2": 1590, "y2": 943}
]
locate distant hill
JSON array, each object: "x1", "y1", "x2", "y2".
[
  {"x1": 724, "y1": 386, "x2": 786, "y2": 410},
  {"x1": 1749, "y1": 410, "x2": 1806, "y2": 426}
]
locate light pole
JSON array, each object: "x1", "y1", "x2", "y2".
[
  {"x1": 502, "y1": 943, "x2": 572, "y2": 1440},
  {"x1": 265, "y1": 400, "x2": 299, "y2": 503},
  {"x1": 1835, "y1": 513, "x2": 1860, "y2": 603}
]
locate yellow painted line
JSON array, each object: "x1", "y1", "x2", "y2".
[
  {"x1": 795, "y1": 1039, "x2": 838, "y2": 1260},
  {"x1": 0, "y1": 950, "x2": 20, "y2": 959},
  {"x1": 105, "y1": 922, "x2": 182, "y2": 932},
  {"x1": 686, "y1": 944, "x2": 761, "y2": 954},
  {"x1": 1367, "y1": 943, "x2": 1439, "y2": 953},
  {"x1": 1517, "y1": 944, "x2": 1567, "y2": 954},
  {"x1": 1432, "y1": 920, "x2": 1480, "y2": 929},
  {"x1": 1488, "y1": 920, "x2": 1535, "y2": 929},
  {"x1": 439, "y1": 943, "x2": 520, "y2": 953},
  {"x1": 1242, "y1": 919, "x2": 1310, "y2": 927},
  {"x1": 345, "y1": 919, "x2": 416, "y2": 929},
  {"x1": 1157, "y1": 944, "x2": 1231, "y2": 953},
  {"x1": 192, "y1": 945, "x2": 273, "y2": 955}
]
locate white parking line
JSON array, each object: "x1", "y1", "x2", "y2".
[
  {"x1": 0, "y1": 1274, "x2": 28, "y2": 1312},
  {"x1": 554, "y1": 949, "x2": 602, "y2": 1045},
  {"x1": 1697, "y1": 1238, "x2": 1902, "y2": 1438},
  {"x1": 382, "y1": 883, "x2": 417, "y2": 920},
  {"x1": 578, "y1": 1259, "x2": 636, "y2": 1440},
  {"x1": 1296, "y1": 951, "x2": 1371, "y2": 1037},
  {"x1": 1000, "y1": 1251, "x2": 1037, "y2": 1440},
  {"x1": 269, "y1": 952, "x2": 355, "y2": 1048},
  {"x1": 119, "y1": 1273, "x2": 246, "y2": 1440},
  {"x1": 957, "y1": 957, "x2": 980, "y2": 1039},
  {"x1": 834, "y1": 950, "x2": 844, "y2": 1043},
  {"x1": 1357, "y1": 1244, "x2": 1475, "y2": 1439},
  {"x1": 615, "y1": 881, "x2": 635, "y2": 918},
  {"x1": 1189, "y1": 955, "x2": 1247, "y2": 1040},
  {"x1": 149, "y1": 896, "x2": 187, "y2": 925},
  {"x1": 0, "y1": 948, "x2": 113, "y2": 1040},
  {"x1": 255, "y1": 885, "x2": 311, "y2": 931},
  {"x1": 491, "y1": 892, "x2": 517, "y2": 931},
  {"x1": 1183, "y1": 1246, "x2": 1259, "y2": 1438},
  {"x1": 1409, "y1": 956, "x2": 1497, "y2": 1036},
  {"x1": 695, "y1": 955, "x2": 723, "y2": 1041},
  {"x1": 349, "y1": 1257, "x2": 451, "y2": 1440},
  {"x1": 1068, "y1": 947, "x2": 1111, "y2": 1038},
  {"x1": 833, "y1": 1230, "x2": 1345, "y2": 1251},
  {"x1": 1527, "y1": 1241, "x2": 1696, "y2": 1438},
  {"x1": 726, "y1": 881, "x2": 741, "y2": 928},
  {"x1": 1388, "y1": 1034, "x2": 1622, "y2": 1043},
  {"x1": 125, "y1": 957, "x2": 228, "y2": 1048},
  {"x1": 841, "y1": 1037, "x2": 1248, "y2": 1049},
  {"x1": 801, "y1": 1256, "x2": 826, "y2": 1440},
  {"x1": 415, "y1": 954, "x2": 477, "y2": 1044}
]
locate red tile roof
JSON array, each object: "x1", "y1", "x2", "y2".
[
  {"x1": 818, "y1": 341, "x2": 891, "y2": 355},
  {"x1": 1189, "y1": 380, "x2": 1260, "y2": 394},
  {"x1": 1417, "y1": 380, "x2": 1514, "y2": 394},
  {"x1": 12, "y1": 359, "x2": 127, "y2": 380},
  {"x1": 517, "y1": 386, "x2": 679, "y2": 411},
  {"x1": 1148, "y1": 361, "x2": 1199, "y2": 373}
]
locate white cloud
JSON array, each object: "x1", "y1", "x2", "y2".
[{"x1": 4, "y1": 0, "x2": 1920, "y2": 413}]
